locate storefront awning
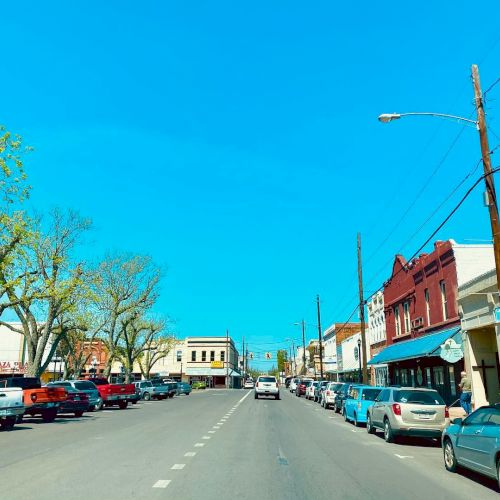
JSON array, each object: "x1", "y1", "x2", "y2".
[{"x1": 368, "y1": 327, "x2": 461, "y2": 365}]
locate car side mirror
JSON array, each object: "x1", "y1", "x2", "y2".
[{"x1": 453, "y1": 417, "x2": 463, "y2": 426}]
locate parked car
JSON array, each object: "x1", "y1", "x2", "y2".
[
  {"x1": 366, "y1": 387, "x2": 449, "y2": 443},
  {"x1": 333, "y1": 383, "x2": 359, "y2": 413},
  {"x1": 255, "y1": 376, "x2": 280, "y2": 400},
  {"x1": 244, "y1": 379, "x2": 255, "y2": 389},
  {"x1": 192, "y1": 381, "x2": 206, "y2": 390},
  {"x1": 162, "y1": 381, "x2": 178, "y2": 398},
  {"x1": 2, "y1": 377, "x2": 66, "y2": 422},
  {"x1": 149, "y1": 379, "x2": 171, "y2": 399},
  {"x1": 134, "y1": 380, "x2": 156, "y2": 400},
  {"x1": 343, "y1": 385, "x2": 383, "y2": 427},
  {"x1": 296, "y1": 379, "x2": 313, "y2": 398},
  {"x1": 176, "y1": 382, "x2": 192, "y2": 395},
  {"x1": 48, "y1": 380, "x2": 102, "y2": 411},
  {"x1": 442, "y1": 405, "x2": 500, "y2": 487},
  {"x1": 86, "y1": 377, "x2": 135, "y2": 409},
  {"x1": 306, "y1": 381, "x2": 319, "y2": 400},
  {"x1": 314, "y1": 381, "x2": 329, "y2": 403},
  {"x1": 289, "y1": 378, "x2": 299, "y2": 393},
  {"x1": 321, "y1": 382, "x2": 345, "y2": 409},
  {"x1": 0, "y1": 386, "x2": 24, "y2": 430},
  {"x1": 57, "y1": 387, "x2": 90, "y2": 417}
]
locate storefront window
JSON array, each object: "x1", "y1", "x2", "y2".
[
  {"x1": 410, "y1": 368, "x2": 415, "y2": 387},
  {"x1": 448, "y1": 366, "x2": 456, "y2": 397},
  {"x1": 401, "y1": 369, "x2": 409, "y2": 386},
  {"x1": 426, "y1": 367, "x2": 432, "y2": 388},
  {"x1": 433, "y1": 366, "x2": 444, "y2": 392}
]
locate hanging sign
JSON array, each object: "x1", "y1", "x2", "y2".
[{"x1": 439, "y1": 338, "x2": 463, "y2": 363}]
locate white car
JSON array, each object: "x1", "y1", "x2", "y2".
[
  {"x1": 321, "y1": 382, "x2": 344, "y2": 409},
  {"x1": 0, "y1": 387, "x2": 24, "y2": 430},
  {"x1": 306, "y1": 381, "x2": 319, "y2": 400},
  {"x1": 289, "y1": 378, "x2": 299, "y2": 393},
  {"x1": 244, "y1": 379, "x2": 254, "y2": 389},
  {"x1": 254, "y1": 376, "x2": 280, "y2": 400}
]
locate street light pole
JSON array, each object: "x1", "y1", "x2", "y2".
[
  {"x1": 316, "y1": 295, "x2": 324, "y2": 380},
  {"x1": 301, "y1": 319, "x2": 306, "y2": 375},
  {"x1": 472, "y1": 64, "x2": 500, "y2": 288}
]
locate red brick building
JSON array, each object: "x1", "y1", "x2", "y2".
[{"x1": 370, "y1": 240, "x2": 494, "y2": 404}]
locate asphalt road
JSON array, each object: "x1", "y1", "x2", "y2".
[{"x1": 1, "y1": 389, "x2": 497, "y2": 499}]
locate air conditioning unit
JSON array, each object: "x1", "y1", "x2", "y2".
[{"x1": 411, "y1": 317, "x2": 424, "y2": 330}]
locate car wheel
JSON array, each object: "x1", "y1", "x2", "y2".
[
  {"x1": 96, "y1": 400, "x2": 104, "y2": 411},
  {"x1": 443, "y1": 439, "x2": 457, "y2": 472},
  {"x1": 118, "y1": 401, "x2": 128, "y2": 410},
  {"x1": 143, "y1": 392, "x2": 151, "y2": 401},
  {"x1": 0, "y1": 416, "x2": 16, "y2": 430},
  {"x1": 254, "y1": 393, "x2": 258, "y2": 399},
  {"x1": 74, "y1": 411, "x2": 84, "y2": 418},
  {"x1": 343, "y1": 409, "x2": 348, "y2": 422},
  {"x1": 276, "y1": 394, "x2": 280, "y2": 400},
  {"x1": 42, "y1": 408, "x2": 57, "y2": 423},
  {"x1": 367, "y1": 414, "x2": 375, "y2": 434},
  {"x1": 321, "y1": 398, "x2": 325, "y2": 408},
  {"x1": 384, "y1": 419, "x2": 394, "y2": 443}
]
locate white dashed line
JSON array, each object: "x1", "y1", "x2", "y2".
[
  {"x1": 194, "y1": 443, "x2": 205, "y2": 447},
  {"x1": 185, "y1": 452, "x2": 196, "y2": 457},
  {"x1": 394, "y1": 454, "x2": 414, "y2": 459},
  {"x1": 217, "y1": 422, "x2": 224, "y2": 425},
  {"x1": 213, "y1": 426, "x2": 220, "y2": 429},
  {"x1": 202, "y1": 436, "x2": 211, "y2": 440},
  {"x1": 171, "y1": 464, "x2": 185, "y2": 470},
  {"x1": 208, "y1": 430, "x2": 216, "y2": 434},
  {"x1": 153, "y1": 480, "x2": 171, "y2": 488}
]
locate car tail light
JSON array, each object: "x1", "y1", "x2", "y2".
[
  {"x1": 30, "y1": 393, "x2": 37, "y2": 403},
  {"x1": 392, "y1": 403, "x2": 401, "y2": 416},
  {"x1": 445, "y1": 407, "x2": 449, "y2": 418},
  {"x1": 275, "y1": 383, "x2": 278, "y2": 388},
  {"x1": 326, "y1": 390, "x2": 330, "y2": 396},
  {"x1": 256, "y1": 383, "x2": 259, "y2": 388}
]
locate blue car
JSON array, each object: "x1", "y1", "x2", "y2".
[
  {"x1": 176, "y1": 382, "x2": 192, "y2": 396},
  {"x1": 343, "y1": 385, "x2": 383, "y2": 427},
  {"x1": 442, "y1": 405, "x2": 500, "y2": 488}
]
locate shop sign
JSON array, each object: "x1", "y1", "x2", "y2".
[
  {"x1": 0, "y1": 361, "x2": 27, "y2": 373},
  {"x1": 439, "y1": 339, "x2": 463, "y2": 363},
  {"x1": 211, "y1": 361, "x2": 224, "y2": 369}
]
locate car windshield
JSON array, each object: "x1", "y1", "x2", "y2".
[
  {"x1": 395, "y1": 390, "x2": 445, "y2": 405},
  {"x1": 259, "y1": 377, "x2": 276, "y2": 383},
  {"x1": 361, "y1": 389, "x2": 381, "y2": 401},
  {"x1": 74, "y1": 381, "x2": 97, "y2": 391},
  {"x1": 331, "y1": 383, "x2": 343, "y2": 391}
]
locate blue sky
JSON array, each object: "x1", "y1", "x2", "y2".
[{"x1": 1, "y1": 1, "x2": 499, "y2": 370}]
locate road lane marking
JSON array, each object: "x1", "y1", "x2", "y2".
[
  {"x1": 185, "y1": 452, "x2": 196, "y2": 457},
  {"x1": 217, "y1": 422, "x2": 224, "y2": 425},
  {"x1": 277, "y1": 447, "x2": 289, "y2": 466},
  {"x1": 202, "y1": 436, "x2": 211, "y2": 440},
  {"x1": 171, "y1": 464, "x2": 185, "y2": 470},
  {"x1": 237, "y1": 390, "x2": 252, "y2": 405},
  {"x1": 153, "y1": 480, "x2": 171, "y2": 488},
  {"x1": 194, "y1": 443, "x2": 205, "y2": 447},
  {"x1": 394, "y1": 454, "x2": 414, "y2": 459},
  {"x1": 213, "y1": 426, "x2": 220, "y2": 429},
  {"x1": 208, "y1": 430, "x2": 216, "y2": 433}
]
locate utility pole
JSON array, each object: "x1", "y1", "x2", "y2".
[
  {"x1": 226, "y1": 329, "x2": 229, "y2": 389},
  {"x1": 242, "y1": 336, "x2": 245, "y2": 382},
  {"x1": 472, "y1": 64, "x2": 500, "y2": 287},
  {"x1": 288, "y1": 345, "x2": 293, "y2": 376},
  {"x1": 357, "y1": 233, "x2": 368, "y2": 384},
  {"x1": 316, "y1": 295, "x2": 324, "y2": 380},
  {"x1": 301, "y1": 319, "x2": 306, "y2": 375},
  {"x1": 291, "y1": 339, "x2": 297, "y2": 376}
]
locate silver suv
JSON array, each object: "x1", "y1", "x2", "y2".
[{"x1": 366, "y1": 387, "x2": 449, "y2": 442}]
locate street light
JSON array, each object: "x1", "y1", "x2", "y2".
[
  {"x1": 378, "y1": 112, "x2": 477, "y2": 126},
  {"x1": 357, "y1": 338, "x2": 362, "y2": 383},
  {"x1": 378, "y1": 65, "x2": 500, "y2": 291}
]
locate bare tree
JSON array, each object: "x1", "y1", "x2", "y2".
[
  {"x1": 0, "y1": 209, "x2": 91, "y2": 376},
  {"x1": 94, "y1": 254, "x2": 162, "y2": 378}
]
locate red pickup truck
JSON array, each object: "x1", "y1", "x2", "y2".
[
  {"x1": 1, "y1": 377, "x2": 67, "y2": 422},
  {"x1": 85, "y1": 377, "x2": 135, "y2": 409}
]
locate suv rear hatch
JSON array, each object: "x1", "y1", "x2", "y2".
[{"x1": 395, "y1": 389, "x2": 447, "y2": 425}]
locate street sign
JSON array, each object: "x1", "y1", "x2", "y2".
[{"x1": 211, "y1": 361, "x2": 224, "y2": 369}]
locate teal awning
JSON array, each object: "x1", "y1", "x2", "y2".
[{"x1": 368, "y1": 327, "x2": 461, "y2": 365}]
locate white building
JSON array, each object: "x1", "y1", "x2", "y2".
[
  {"x1": 367, "y1": 291, "x2": 388, "y2": 386},
  {"x1": 323, "y1": 324, "x2": 337, "y2": 377},
  {"x1": 338, "y1": 332, "x2": 371, "y2": 383}
]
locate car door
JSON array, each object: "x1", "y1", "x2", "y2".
[
  {"x1": 474, "y1": 408, "x2": 500, "y2": 478},
  {"x1": 455, "y1": 408, "x2": 492, "y2": 471},
  {"x1": 345, "y1": 387, "x2": 357, "y2": 419},
  {"x1": 371, "y1": 389, "x2": 389, "y2": 426}
]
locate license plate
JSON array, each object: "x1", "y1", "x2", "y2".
[{"x1": 418, "y1": 415, "x2": 431, "y2": 420}]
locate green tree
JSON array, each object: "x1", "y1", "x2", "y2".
[
  {"x1": 0, "y1": 209, "x2": 92, "y2": 376},
  {"x1": 277, "y1": 349, "x2": 288, "y2": 373}
]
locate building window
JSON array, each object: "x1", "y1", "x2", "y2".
[
  {"x1": 448, "y1": 366, "x2": 457, "y2": 397},
  {"x1": 403, "y1": 302, "x2": 410, "y2": 333},
  {"x1": 220, "y1": 351, "x2": 225, "y2": 362},
  {"x1": 176, "y1": 350, "x2": 182, "y2": 362},
  {"x1": 210, "y1": 351, "x2": 215, "y2": 362},
  {"x1": 424, "y1": 288, "x2": 431, "y2": 325},
  {"x1": 394, "y1": 306, "x2": 401, "y2": 336},
  {"x1": 201, "y1": 351, "x2": 207, "y2": 362},
  {"x1": 440, "y1": 280, "x2": 448, "y2": 320},
  {"x1": 191, "y1": 351, "x2": 196, "y2": 362}
]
